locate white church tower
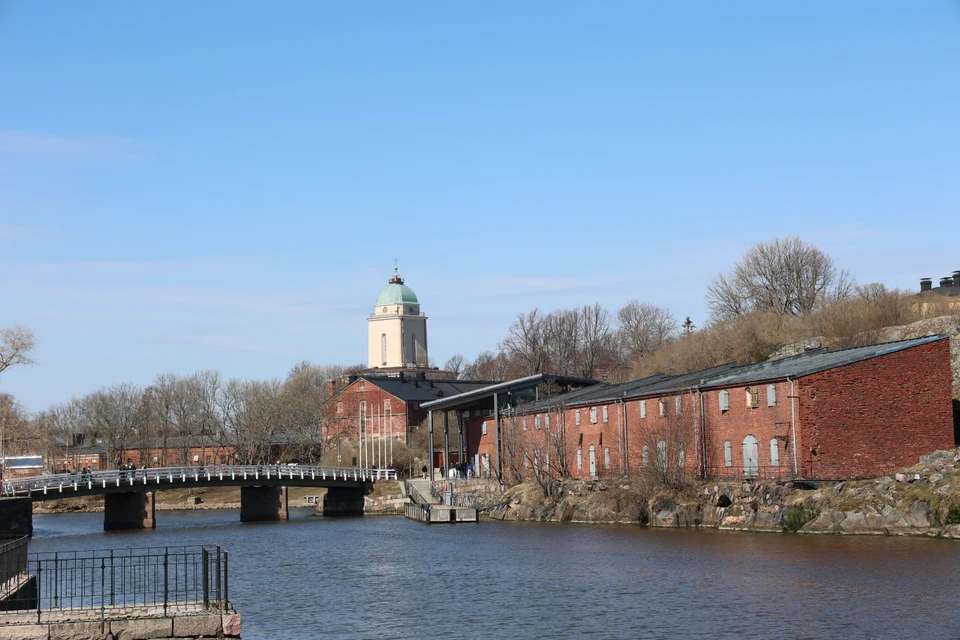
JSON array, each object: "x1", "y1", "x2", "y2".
[{"x1": 367, "y1": 265, "x2": 428, "y2": 369}]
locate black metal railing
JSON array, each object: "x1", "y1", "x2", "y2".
[
  {"x1": 0, "y1": 535, "x2": 29, "y2": 595},
  {"x1": 0, "y1": 545, "x2": 229, "y2": 618}
]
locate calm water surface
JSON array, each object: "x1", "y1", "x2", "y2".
[{"x1": 29, "y1": 509, "x2": 960, "y2": 639}]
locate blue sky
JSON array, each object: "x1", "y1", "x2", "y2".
[{"x1": 1, "y1": 2, "x2": 959, "y2": 411}]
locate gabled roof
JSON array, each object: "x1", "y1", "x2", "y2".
[
  {"x1": 419, "y1": 374, "x2": 601, "y2": 412},
  {"x1": 699, "y1": 334, "x2": 948, "y2": 388}
]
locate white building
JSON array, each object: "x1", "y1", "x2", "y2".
[{"x1": 367, "y1": 265, "x2": 428, "y2": 369}]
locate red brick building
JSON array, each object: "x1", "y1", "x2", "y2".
[{"x1": 426, "y1": 335, "x2": 954, "y2": 482}]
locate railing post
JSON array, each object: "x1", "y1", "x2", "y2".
[
  {"x1": 163, "y1": 548, "x2": 169, "y2": 616},
  {"x1": 100, "y1": 557, "x2": 105, "y2": 623},
  {"x1": 223, "y1": 552, "x2": 229, "y2": 609},
  {"x1": 35, "y1": 562, "x2": 42, "y2": 623},
  {"x1": 215, "y1": 546, "x2": 222, "y2": 608},
  {"x1": 202, "y1": 548, "x2": 210, "y2": 610}
]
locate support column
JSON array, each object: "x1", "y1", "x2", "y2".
[
  {"x1": 457, "y1": 411, "x2": 465, "y2": 471},
  {"x1": 493, "y1": 392, "x2": 500, "y2": 480},
  {"x1": 239, "y1": 486, "x2": 288, "y2": 522},
  {"x1": 428, "y1": 411, "x2": 435, "y2": 481},
  {"x1": 104, "y1": 491, "x2": 155, "y2": 531},
  {"x1": 443, "y1": 411, "x2": 450, "y2": 476}
]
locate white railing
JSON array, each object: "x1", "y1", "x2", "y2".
[{"x1": 1, "y1": 465, "x2": 397, "y2": 497}]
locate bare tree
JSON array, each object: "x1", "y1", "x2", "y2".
[
  {"x1": 499, "y1": 309, "x2": 547, "y2": 376},
  {"x1": 0, "y1": 326, "x2": 36, "y2": 375},
  {"x1": 443, "y1": 354, "x2": 467, "y2": 379},
  {"x1": 706, "y1": 237, "x2": 854, "y2": 322},
  {"x1": 617, "y1": 300, "x2": 678, "y2": 364}
]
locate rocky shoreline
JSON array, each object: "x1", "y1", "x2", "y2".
[{"x1": 486, "y1": 449, "x2": 960, "y2": 539}]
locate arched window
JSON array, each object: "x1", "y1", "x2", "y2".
[
  {"x1": 604, "y1": 447, "x2": 611, "y2": 469},
  {"x1": 656, "y1": 440, "x2": 668, "y2": 470},
  {"x1": 381, "y1": 333, "x2": 387, "y2": 365},
  {"x1": 742, "y1": 435, "x2": 759, "y2": 477},
  {"x1": 770, "y1": 438, "x2": 780, "y2": 467},
  {"x1": 588, "y1": 445, "x2": 597, "y2": 477},
  {"x1": 642, "y1": 445, "x2": 649, "y2": 467},
  {"x1": 577, "y1": 448, "x2": 582, "y2": 471},
  {"x1": 723, "y1": 441, "x2": 732, "y2": 467},
  {"x1": 675, "y1": 396, "x2": 682, "y2": 415},
  {"x1": 677, "y1": 445, "x2": 685, "y2": 468}
]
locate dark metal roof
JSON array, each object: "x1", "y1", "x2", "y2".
[
  {"x1": 700, "y1": 335, "x2": 947, "y2": 389},
  {"x1": 362, "y1": 376, "x2": 496, "y2": 404},
  {"x1": 419, "y1": 374, "x2": 601, "y2": 412}
]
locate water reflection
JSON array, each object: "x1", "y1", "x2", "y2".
[{"x1": 28, "y1": 512, "x2": 960, "y2": 639}]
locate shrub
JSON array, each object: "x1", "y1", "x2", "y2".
[{"x1": 783, "y1": 507, "x2": 819, "y2": 532}]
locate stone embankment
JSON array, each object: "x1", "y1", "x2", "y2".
[
  {"x1": 0, "y1": 610, "x2": 240, "y2": 640},
  {"x1": 488, "y1": 449, "x2": 960, "y2": 538}
]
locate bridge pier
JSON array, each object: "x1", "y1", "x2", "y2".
[
  {"x1": 240, "y1": 486, "x2": 288, "y2": 522},
  {"x1": 104, "y1": 491, "x2": 156, "y2": 531},
  {"x1": 321, "y1": 485, "x2": 368, "y2": 517},
  {"x1": 0, "y1": 497, "x2": 33, "y2": 537}
]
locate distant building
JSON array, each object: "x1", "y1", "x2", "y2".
[{"x1": 367, "y1": 265, "x2": 430, "y2": 370}]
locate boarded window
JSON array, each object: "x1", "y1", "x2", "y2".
[
  {"x1": 675, "y1": 396, "x2": 682, "y2": 415},
  {"x1": 602, "y1": 405, "x2": 609, "y2": 423},
  {"x1": 659, "y1": 399, "x2": 668, "y2": 417},
  {"x1": 575, "y1": 409, "x2": 581, "y2": 426},
  {"x1": 590, "y1": 407, "x2": 598, "y2": 424},
  {"x1": 770, "y1": 438, "x2": 780, "y2": 467},
  {"x1": 719, "y1": 391, "x2": 730, "y2": 412},
  {"x1": 481, "y1": 421, "x2": 487, "y2": 435},
  {"x1": 767, "y1": 384, "x2": 777, "y2": 407},
  {"x1": 523, "y1": 416, "x2": 528, "y2": 430},
  {"x1": 742, "y1": 435, "x2": 759, "y2": 477},
  {"x1": 640, "y1": 400, "x2": 647, "y2": 419},
  {"x1": 545, "y1": 414, "x2": 551, "y2": 430},
  {"x1": 747, "y1": 388, "x2": 759, "y2": 408},
  {"x1": 642, "y1": 445, "x2": 649, "y2": 467},
  {"x1": 588, "y1": 445, "x2": 597, "y2": 476},
  {"x1": 604, "y1": 447, "x2": 611, "y2": 469},
  {"x1": 724, "y1": 441, "x2": 732, "y2": 467},
  {"x1": 384, "y1": 399, "x2": 391, "y2": 411},
  {"x1": 535, "y1": 415, "x2": 541, "y2": 430},
  {"x1": 577, "y1": 449, "x2": 582, "y2": 471}
]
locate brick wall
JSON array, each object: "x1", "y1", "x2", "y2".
[{"x1": 797, "y1": 337, "x2": 953, "y2": 479}]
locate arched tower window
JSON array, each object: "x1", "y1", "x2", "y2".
[{"x1": 381, "y1": 334, "x2": 387, "y2": 366}]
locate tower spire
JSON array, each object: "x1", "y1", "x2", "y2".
[{"x1": 390, "y1": 259, "x2": 403, "y2": 284}]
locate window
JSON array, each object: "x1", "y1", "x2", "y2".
[
  {"x1": 359, "y1": 401, "x2": 366, "y2": 428},
  {"x1": 590, "y1": 407, "x2": 598, "y2": 424},
  {"x1": 535, "y1": 415, "x2": 542, "y2": 430},
  {"x1": 481, "y1": 421, "x2": 487, "y2": 435},
  {"x1": 359, "y1": 380, "x2": 365, "y2": 389},
  {"x1": 642, "y1": 445, "x2": 649, "y2": 467},
  {"x1": 588, "y1": 445, "x2": 597, "y2": 477},
  {"x1": 767, "y1": 384, "x2": 777, "y2": 407},
  {"x1": 545, "y1": 414, "x2": 550, "y2": 430},
  {"x1": 719, "y1": 390, "x2": 730, "y2": 412},
  {"x1": 677, "y1": 445, "x2": 685, "y2": 468},
  {"x1": 770, "y1": 438, "x2": 780, "y2": 467},
  {"x1": 675, "y1": 396, "x2": 682, "y2": 415},
  {"x1": 523, "y1": 416, "x2": 528, "y2": 431},
  {"x1": 747, "y1": 388, "x2": 759, "y2": 409},
  {"x1": 604, "y1": 447, "x2": 611, "y2": 469},
  {"x1": 724, "y1": 441, "x2": 733, "y2": 467},
  {"x1": 534, "y1": 449, "x2": 541, "y2": 472},
  {"x1": 545, "y1": 450, "x2": 550, "y2": 469},
  {"x1": 656, "y1": 441, "x2": 668, "y2": 469},
  {"x1": 640, "y1": 400, "x2": 647, "y2": 419},
  {"x1": 742, "y1": 435, "x2": 759, "y2": 477},
  {"x1": 383, "y1": 399, "x2": 391, "y2": 411},
  {"x1": 524, "y1": 457, "x2": 529, "y2": 471},
  {"x1": 659, "y1": 399, "x2": 668, "y2": 417},
  {"x1": 577, "y1": 449, "x2": 583, "y2": 471},
  {"x1": 381, "y1": 333, "x2": 387, "y2": 365},
  {"x1": 575, "y1": 409, "x2": 581, "y2": 426},
  {"x1": 336, "y1": 402, "x2": 343, "y2": 414},
  {"x1": 602, "y1": 406, "x2": 609, "y2": 423}
]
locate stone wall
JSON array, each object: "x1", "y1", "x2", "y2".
[{"x1": 0, "y1": 611, "x2": 241, "y2": 640}]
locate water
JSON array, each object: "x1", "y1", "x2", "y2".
[{"x1": 29, "y1": 510, "x2": 960, "y2": 639}]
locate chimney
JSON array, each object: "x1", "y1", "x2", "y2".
[
  {"x1": 326, "y1": 380, "x2": 336, "y2": 396},
  {"x1": 920, "y1": 278, "x2": 933, "y2": 292},
  {"x1": 953, "y1": 271, "x2": 960, "y2": 288},
  {"x1": 941, "y1": 277, "x2": 953, "y2": 288}
]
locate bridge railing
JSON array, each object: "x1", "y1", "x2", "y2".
[
  {"x1": 0, "y1": 545, "x2": 230, "y2": 618},
  {"x1": 1, "y1": 465, "x2": 397, "y2": 497}
]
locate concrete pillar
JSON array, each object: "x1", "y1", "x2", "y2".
[
  {"x1": 240, "y1": 486, "x2": 288, "y2": 522},
  {"x1": 104, "y1": 491, "x2": 155, "y2": 531},
  {"x1": 0, "y1": 498, "x2": 33, "y2": 537},
  {"x1": 321, "y1": 486, "x2": 367, "y2": 517}
]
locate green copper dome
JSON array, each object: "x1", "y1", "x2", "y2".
[{"x1": 375, "y1": 266, "x2": 419, "y2": 306}]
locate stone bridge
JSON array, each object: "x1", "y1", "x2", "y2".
[{"x1": 0, "y1": 465, "x2": 396, "y2": 533}]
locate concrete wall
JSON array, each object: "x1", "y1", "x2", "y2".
[
  {"x1": 239, "y1": 486, "x2": 288, "y2": 522},
  {"x1": 103, "y1": 492, "x2": 155, "y2": 531}
]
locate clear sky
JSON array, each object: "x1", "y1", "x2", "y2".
[{"x1": 1, "y1": 2, "x2": 959, "y2": 412}]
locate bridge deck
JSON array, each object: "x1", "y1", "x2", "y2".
[{"x1": 1, "y1": 465, "x2": 397, "y2": 501}]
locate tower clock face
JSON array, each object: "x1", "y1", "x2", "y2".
[{"x1": 383, "y1": 307, "x2": 387, "y2": 312}]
